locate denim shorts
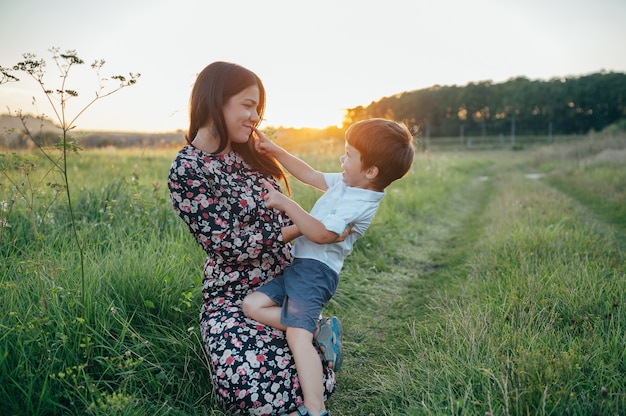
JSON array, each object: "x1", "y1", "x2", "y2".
[{"x1": 256, "y1": 257, "x2": 339, "y2": 333}]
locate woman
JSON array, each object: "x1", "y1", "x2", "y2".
[{"x1": 168, "y1": 62, "x2": 336, "y2": 415}]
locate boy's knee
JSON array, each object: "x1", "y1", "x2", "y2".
[
  {"x1": 242, "y1": 293, "x2": 256, "y2": 318},
  {"x1": 286, "y1": 326, "x2": 314, "y2": 347}
]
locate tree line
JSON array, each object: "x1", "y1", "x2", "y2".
[
  {"x1": 3, "y1": 71, "x2": 625, "y2": 150},
  {"x1": 342, "y1": 72, "x2": 626, "y2": 138}
]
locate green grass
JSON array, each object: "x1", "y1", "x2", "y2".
[{"x1": 1, "y1": 131, "x2": 625, "y2": 415}]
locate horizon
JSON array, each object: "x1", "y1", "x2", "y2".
[
  {"x1": 2, "y1": 0, "x2": 625, "y2": 133},
  {"x1": 3, "y1": 68, "x2": 622, "y2": 135}
]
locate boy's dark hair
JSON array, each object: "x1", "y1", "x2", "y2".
[{"x1": 345, "y1": 118, "x2": 415, "y2": 190}]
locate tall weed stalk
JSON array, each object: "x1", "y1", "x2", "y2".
[{"x1": 1, "y1": 48, "x2": 140, "y2": 354}]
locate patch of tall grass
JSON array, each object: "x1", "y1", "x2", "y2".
[
  {"x1": 2, "y1": 133, "x2": 624, "y2": 415},
  {"x1": 325, "y1": 151, "x2": 502, "y2": 415},
  {"x1": 1, "y1": 148, "x2": 221, "y2": 415},
  {"x1": 359, "y1": 150, "x2": 625, "y2": 414}
]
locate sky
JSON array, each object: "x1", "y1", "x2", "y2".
[{"x1": 1, "y1": 0, "x2": 626, "y2": 133}]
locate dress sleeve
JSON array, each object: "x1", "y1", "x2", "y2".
[{"x1": 168, "y1": 152, "x2": 287, "y2": 261}]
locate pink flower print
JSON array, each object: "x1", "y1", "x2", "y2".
[
  {"x1": 256, "y1": 403, "x2": 273, "y2": 415},
  {"x1": 179, "y1": 199, "x2": 192, "y2": 213},
  {"x1": 246, "y1": 244, "x2": 262, "y2": 258},
  {"x1": 249, "y1": 269, "x2": 262, "y2": 286},
  {"x1": 197, "y1": 194, "x2": 209, "y2": 208},
  {"x1": 230, "y1": 336, "x2": 243, "y2": 348},
  {"x1": 240, "y1": 194, "x2": 257, "y2": 210},
  {"x1": 237, "y1": 363, "x2": 251, "y2": 376},
  {"x1": 214, "y1": 216, "x2": 228, "y2": 228},
  {"x1": 277, "y1": 355, "x2": 291, "y2": 369},
  {"x1": 223, "y1": 352, "x2": 235, "y2": 366},
  {"x1": 245, "y1": 350, "x2": 267, "y2": 368}
]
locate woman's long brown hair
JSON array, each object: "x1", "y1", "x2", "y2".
[{"x1": 186, "y1": 61, "x2": 289, "y2": 191}]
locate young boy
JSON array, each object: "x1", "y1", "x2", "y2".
[{"x1": 243, "y1": 118, "x2": 415, "y2": 416}]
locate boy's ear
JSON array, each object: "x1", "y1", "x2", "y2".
[{"x1": 365, "y1": 165, "x2": 379, "y2": 179}]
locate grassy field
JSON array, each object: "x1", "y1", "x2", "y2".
[{"x1": 1, "y1": 130, "x2": 624, "y2": 415}]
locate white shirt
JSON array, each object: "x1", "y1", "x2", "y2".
[{"x1": 292, "y1": 173, "x2": 385, "y2": 273}]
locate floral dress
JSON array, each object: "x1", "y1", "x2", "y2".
[{"x1": 168, "y1": 145, "x2": 336, "y2": 415}]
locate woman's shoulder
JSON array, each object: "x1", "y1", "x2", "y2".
[
  {"x1": 173, "y1": 145, "x2": 238, "y2": 167},
  {"x1": 171, "y1": 147, "x2": 253, "y2": 186},
  {"x1": 172, "y1": 144, "x2": 196, "y2": 161}
]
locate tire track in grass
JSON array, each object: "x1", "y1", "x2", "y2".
[
  {"x1": 469, "y1": 170, "x2": 625, "y2": 415},
  {"x1": 378, "y1": 167, "x2": 624, "y2": 415},
  {"x1": 328, "y1": 157, "x2": 499, "y2": 415},
  {"x1": 545, "y1": 172, "x2": 626, "y2": 256},
  {"x1": 329, "y1": 152, "x2": 624, "y2": 415}
]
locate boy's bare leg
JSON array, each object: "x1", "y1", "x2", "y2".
[
  {"x1": 287, "y1": 327, "x2": 326, "y2": 416},
  {"x1": 242, "y1": 291, "x2": 286, "y2": 330}
]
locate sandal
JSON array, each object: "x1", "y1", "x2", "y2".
[
  {"x1": 315, "y1": 316, "x2": 343, "y2": 372},
  {"x1": 297, "y1": 405, "x2": 330, "y2": 415}
]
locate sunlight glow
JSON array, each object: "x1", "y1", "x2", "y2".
[{"x1": 1, "y1": 0, "x2": 625, "y2": 133}]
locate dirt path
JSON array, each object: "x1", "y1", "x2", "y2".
[
  {"x1": 330, "y1": 149, "x2": 625, "y2": 415},
  {"x1": 329, "y1": 158, "x2": 499, "y2": 414}
]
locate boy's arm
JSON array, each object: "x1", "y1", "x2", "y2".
[
  {"x1": 281, "y1": 224, "x2": 301, "y2": 243},
  {"x1": 254, "y1": 128, "x2": 328, "y2": 191},
  {"x1": 282, "y1": 221, "x2": 354, "y2": 244},
  {"x1": 262, "y1": 179, "x2": 339, "y2": 244}
]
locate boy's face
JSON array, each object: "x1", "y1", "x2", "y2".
[{"x1": 340, "y1": 142, "x2": 375, "y2": 189}]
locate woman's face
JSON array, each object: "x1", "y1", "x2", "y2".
[{"x1": 223, "y1": 84, "x2": 261, "y2": 144}]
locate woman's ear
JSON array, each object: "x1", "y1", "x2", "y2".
[{"x1": 366, "y1": 166, "x2": 379, "y2": 179}]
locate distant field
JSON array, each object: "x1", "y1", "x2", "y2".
[
  {"x1": 1, "y1": 130, "x2": 624, "y2": 415},
  {"x1": 0, "y1": 110, "x2": 595, "y2": 152}
]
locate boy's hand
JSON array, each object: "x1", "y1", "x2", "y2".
[
  {"x1": 253, "y1": 127, "x2": 280, "y2": 156},
  {"x1": 261, "y1": 178, "x2": 290, "y2": 210},
  {"x1": 336, "y1": 222, "x2": 355, "y2": 242}
]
